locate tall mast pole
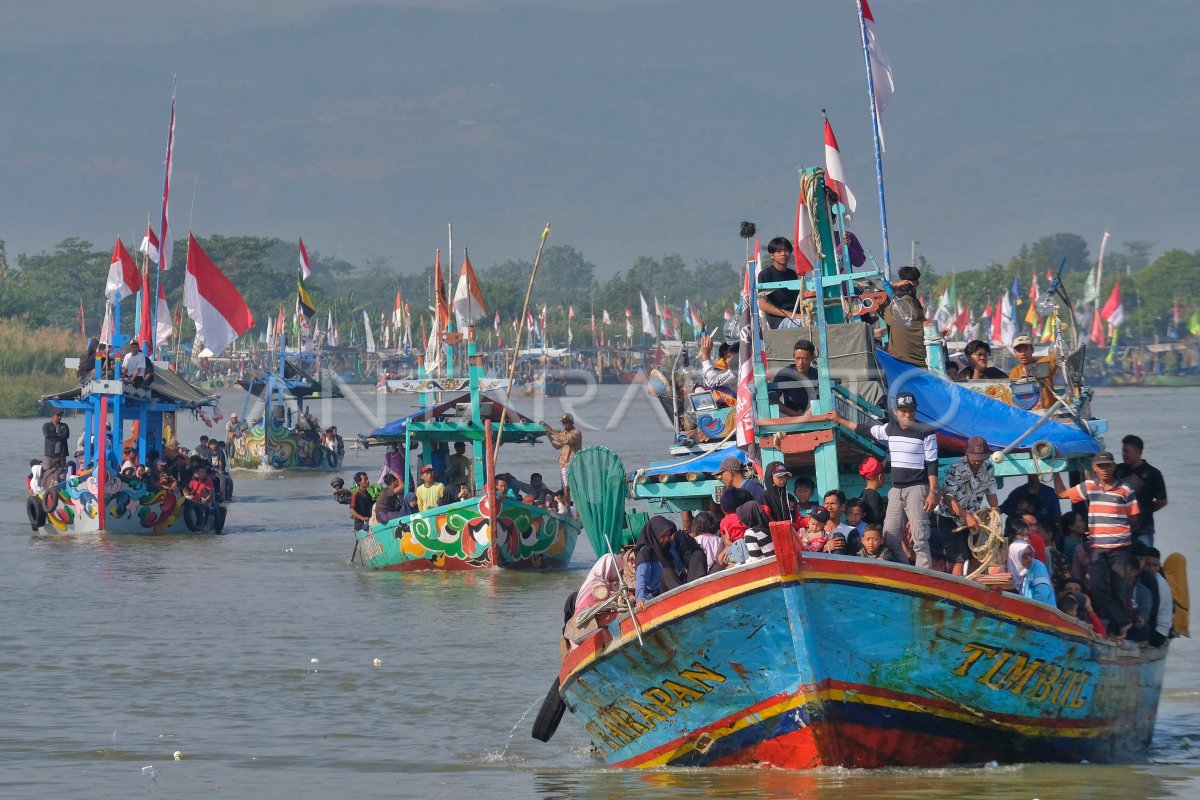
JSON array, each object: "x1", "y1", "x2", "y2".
[{"x1": 856, "y1": 1, "x2": 892, "y2": 281}]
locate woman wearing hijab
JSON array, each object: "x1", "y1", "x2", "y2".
[
  {"x1": 1008, "y1": 540, "x2": 1054, "y2": 604},
  {"x1": 573, "y1": 553, "x2": 626, "y2": 615},
  {"x1": 762, "y1": 462, "x2": 799, "y2": 525},
  {"x1": 738, "y1": 501, "x2": 775, "y2": 562},
  {"x1": 633, "y1": 516, "x2": 706, "y2": 608}
]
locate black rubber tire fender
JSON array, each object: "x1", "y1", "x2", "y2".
[
  {"x1": 211, "y1": 505, "x2": 228, "y2": 534},
  {"x1": 27, "y1": 495, "x2": 47, "y2": 531},
  {"x1": 182, "y1": 500, "x2": 207, "y2": 532},
  {"x1": 530, "y1": 676, "x2": 567, "y2": 743}
]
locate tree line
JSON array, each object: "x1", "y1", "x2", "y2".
[{"x1": 1, "y1": 232, "x2": 1197, "y2": 346}]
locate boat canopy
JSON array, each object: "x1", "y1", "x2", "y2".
[
  {"x1": 875, "y1": 349, "x2": 1101, "y2": 456},
  {"x1": 42, "y1": 360, "x2": 215, "y2": 409},
  {"x1": 368, "y1": 392, "x2": 543, "y2": 443},
  {"x1": 639, "y1": 445, "x2": 747, "y2": 478}
]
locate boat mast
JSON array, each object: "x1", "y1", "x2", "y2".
[{"x1": 856, "y1": 0, "x2": 892, "y2": 281}]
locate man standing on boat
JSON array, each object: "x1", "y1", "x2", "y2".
[
  {"x1": 937, "y1": 436, "x2": 999, "y2": 577},
  {"x1": 1008, "y1": 334, "x2": 1059, "y2": 410},
  {"x1": 225, "y1": 412, "x2": 247, "y2": 450},
  {"x1": 42, "y1": 408, "x2": 70, "y2": 474},
  {"x1": 1052, "y1": 451, "x2": 1140, "y2": 638},
  {"x1": 1115, "y1": 434, "x2": 1167, "y2": 548},
  {"x1": 349, "y1": 472, "x2": 375, "y2": 531},
  {"x1": 756, "y1": 237, "x2": 803, "y2": 329},
  {"x1": 415, "y1": 465, "x2": 445, "y2": 512},
  {"x1": 541, "y1": 413, "x2": 582, "y2": 491},
  {"x1": 827, "y1": 391, "x2": 939, "y2": 568}
]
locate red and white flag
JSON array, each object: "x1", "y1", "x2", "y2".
[
  {"x1": 106, "y1": 237, "x2": 142, "y2": 300},
  {"x1": 823, "y1": 117, "x2": 857, "y2": 216},
  {"x1": 452, "y1": 248, "x2": 488, "y2": 330},
  {"x1": 159, "y1": 87, "x2": 176, "y2": 271},
  {"x1": 860, "y1": 0, "x2": 894, "y2": 147},
  {"x1": 298, "y1": 237, "x2": 311, "y2": 280},
  {"x1": 433, "y1": 249, "x2": 451, "y2": 332},
  {"x1": 1101, "y1": 281, "x2": 1125, "y2": 327},
  {"x1": 793, "y1": 186, "x2": 819, "y2": 275},
  {"x1": 183, "y1": 234, "x2": 254, "y2": 357},
  {"x1": 155, "y1": 281, "x2": 173, "y2": 347},
  {"x1": 139, "y1": 224, "x2": 160, "y2": 264}
]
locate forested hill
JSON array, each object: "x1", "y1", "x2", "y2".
[{"x1": 0, "y1": 0, "x2": 1196, "y2": 274}]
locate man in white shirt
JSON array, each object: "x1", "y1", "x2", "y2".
[{"x1": 121, "y1": 342, "x2": 148, "y2": 387}]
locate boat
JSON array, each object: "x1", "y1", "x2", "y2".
[
  {"x1": 539, "y1": 164, "x2": 1174, "y2": 767},
  {"x1": 35, "y1": 365, "x2": 229, "y2": 535},
  {"x1": 351, "y1": 325, "x2": 581, "y2": 572},
  {"x1": 229, "y1": 344, "x2": 340, "y2": 471},
  {"x1": 237, "y1": 352, "x2": 344, "y2": 399}
]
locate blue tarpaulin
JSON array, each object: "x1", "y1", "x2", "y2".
[{"x1": 640, "y1": 445, "x2": 747, "y2": 478}]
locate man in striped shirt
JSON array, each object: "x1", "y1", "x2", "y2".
[
  {"x1": 1053, "y1": 450, "x2": 1140, "y2": 637},
  {"x1": 828, "y1": 391, "x2": 940, "y2": 568}
]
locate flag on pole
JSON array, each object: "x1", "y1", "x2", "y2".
[
  {"x1": 99, "y1": 302, "x2": 114, "y2": 345},
  {"x1": 297, "y1": 278, "x2": 316, "y2": 319},
  {"x1": 452, "y1": 248, "x2": 488, "y2": 330},
  {"x1": 793, "y1": 187, "x2": 818, "y2": 275},
  {"x1": 734, "y1": 265, "x2": 767, "y2": 454},
  {"x1": 639, "y1": 294, "x2": 656, "y2": 337},
  {"x1": 183, "y1": 234, "x2": 254, "y2": 357},
  {"x1": 567, "y1": 304, "x2": 575, "y2": 346},
  {"x1": 433, "y1": 249, "x2": 450, "y2": 333},
  {"x1": 77, "y1": 299, "x2": 86, "y2": 340},
  {"x1": 298, "y1": 237, "x2": 312, "y2": 280},
  {"x1": 155, "y1": 281, "x2": 173, "y2": 347},
  {"x1": 602, "y1": 309, "x2": 612, "y2": 325},
  {"x1": 1040, "y1": 311, "x2": 1056, "y2": 344},
  {"x1": 988, "y1": 299, "x2": 1000, "y2": 344},
  {"x1": 139, "y1": 224, "x2": 160, "y2": 264},
  {"x1": 363, "y1": 310, "x2": 377, "y2": 353},
  {"x1": 625, "y1": 308, "x2": 634, "y2": 340},
  {"x1": 952, "y1": 303, "x2": 970, "y2": 335},
  {"x1": 106, "y1": 237, "x2": 142, "y2": 300},
  {"x1": 1000, "y1": 290, "x2": 1016, "y2": 346},
  {"x1": 1011, "y1": 276, "x2": 1022, "y2": 306},
  {"x1": 158, "y1": 86, "x2": 176, "y2": 271},
  {"x1": 823, "y1": 116, "x2": 857, "y2": 216},
  {"x1": 860, "y1": 0, "x2": 894, "y2": 145},
  {"x1": 1101, "y1": 281, "x2": 1125, "y2": 327},
  {"x1": 1024, "y1": 273, "x2": 1040, "y2": 326}
]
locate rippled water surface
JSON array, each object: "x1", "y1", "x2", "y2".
[{"x1": 2, "y1": 383, "x2": 1197, "y2": 798}]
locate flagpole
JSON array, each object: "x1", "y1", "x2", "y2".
[{"x1": 856, "y1": 0, "x2": 892, "y2": 281}]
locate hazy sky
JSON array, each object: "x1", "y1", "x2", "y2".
[{"x1": 2, "y1": 1, "x2": 1194, "y2": 276}]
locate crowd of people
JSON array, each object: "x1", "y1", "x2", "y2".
[{"x1": 571, "y1": 391, "x2": 1174, "y2": 646}]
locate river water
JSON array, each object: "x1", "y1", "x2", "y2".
[{"x1": 2, "y1": 383, "x2": 1198, "y2": 799}]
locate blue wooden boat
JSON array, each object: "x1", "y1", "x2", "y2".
[
  {"x1": 557, "y1": 530, "x2": 1164, "y2": 768},
  {"x1": 541, "y1": 165, "x2": 1170, "y2": 768}
]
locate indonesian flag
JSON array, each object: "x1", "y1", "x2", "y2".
[
  {"x1": 139, "y1": 224, "x2": 160, "y2": 264},
  {"x1": 625, "y1": 307, "x2": 634, "y2": 340},
  {"x1": 493, "y1": 310, "x2": 501, "y2": 334},
  {"x1": 1101, "y1": 281, "x2": 1125, "y2": 327},
  {"x1": 823, "y1": 117, "x2": 857, "y2": 216},
  {"x1": 793, "y1": 183, "x2": 819, "y2": 275},
  {"x1": 860, "y1": 0, "x2": 894, "y2": 147},
  {"x1": 298, "y1": 237, "x2": 312, "y2": 280},
  {"x1": 393, "y1": 291, "x2": 404, "y2": 326},
  {"x1": 106, "y1": 237, "x2": 142, "y2": 300},
  {"x1": 453, "y1": 248, "x2": 488, "y2": 330},
  {"x1": 155, "y1": 281, "x2": 173, "y2": 347},
  {"x1": 183, "y1": 234, "x2": 254, "y2": 357}
]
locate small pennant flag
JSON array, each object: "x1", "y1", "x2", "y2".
[
  {"x1": 298, "y1": 237, "x2": 312, "y2": 280},
  {"x1": 139, "y1": 224, "x2": 160, "y2": 264},
  {"x1": 106, "y1": 237, "x2": 142, "y2": 300}
]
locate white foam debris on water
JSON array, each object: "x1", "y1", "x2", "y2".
[
  {"x1": 985, "y1": 760, "x2": 998, "y2": 768},
  {"x1": 173, "y1": 751, "x2": 182, "y2": 761},
  {"x1": 286, "y1": 547, "x2": 294, "y2": 554},
  {"x1": 310, "y1": 658, "x2": 319, "y2": 664},
  {"x1": 373, "y1": 658, "x2": 382, "y2": 667}
]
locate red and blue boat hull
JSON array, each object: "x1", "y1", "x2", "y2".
[{"x1": 559, "y1": 535, "x2": 1166, "y2": 769}]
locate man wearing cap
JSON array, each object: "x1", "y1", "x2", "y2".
[
  {"x1": 828, "y1": 390, "x2": 940, "y2": 568},
  {"x1": 542, "y1": 413, "x2": 583, "y2": 491},
  {"x1": 716, "y1": 455, "x2": 765, "y2": 502},
  {"x1": 857, "y1": 456, "x2": 888, "y2": 525},
  {"x1": 415, "y1": 465, "x2": 445, "y2": 512},
  {"x1": 878, "y1": 266, "x2": 927, "y2": 367},
  {"x1": 1052, "y1": 451, "x2": 1140, "y2": 637},
  {"x1": 762, "y1": 462, "x2": 798, "y2": 523},
  {"x1": 225, "y1": 412, "x2": 247, "y2": 450},
  {"x1": 937, "y1": 436, "x2": 999, "y2": 576},
  {"x1": 42, "y1": 408, "x2": 70, "y2": 472},
  {"x1": 1009, "y1": 334, "x2": 1059, "y2": 410}
]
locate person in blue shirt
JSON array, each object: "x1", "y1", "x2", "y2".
[
  {"x1": 633, "y1": 516, "x2": 705, "y2": 609},
  {"x1": 999, "y1": 475, "x2": 1061, "y2": 522}
]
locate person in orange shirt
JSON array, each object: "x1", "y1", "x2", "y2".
[{"x1": 1008, "y1": 334, "x2": 1060, "y2": 410}]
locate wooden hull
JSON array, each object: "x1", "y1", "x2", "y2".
[
  {"x1": 230, "y1": 422, "x2": 339, "y2": 471},
  {"x1": 355, "y1": 496, "x2": 580, "y2": 571},
  {"x1": 559, "y1": 543, "x2": 1166, "y2": 769},
  {"x1": 37, "y1": 473, "x2": 197, "y2": 535}
]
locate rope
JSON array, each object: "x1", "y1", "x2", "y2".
[{"x1": 964, "y1": 507, "x2": 1006, "y2": 580}]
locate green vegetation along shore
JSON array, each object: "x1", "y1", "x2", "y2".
[{"x1": 0, "y1": 320, "x2": 76, "y2": 418}]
